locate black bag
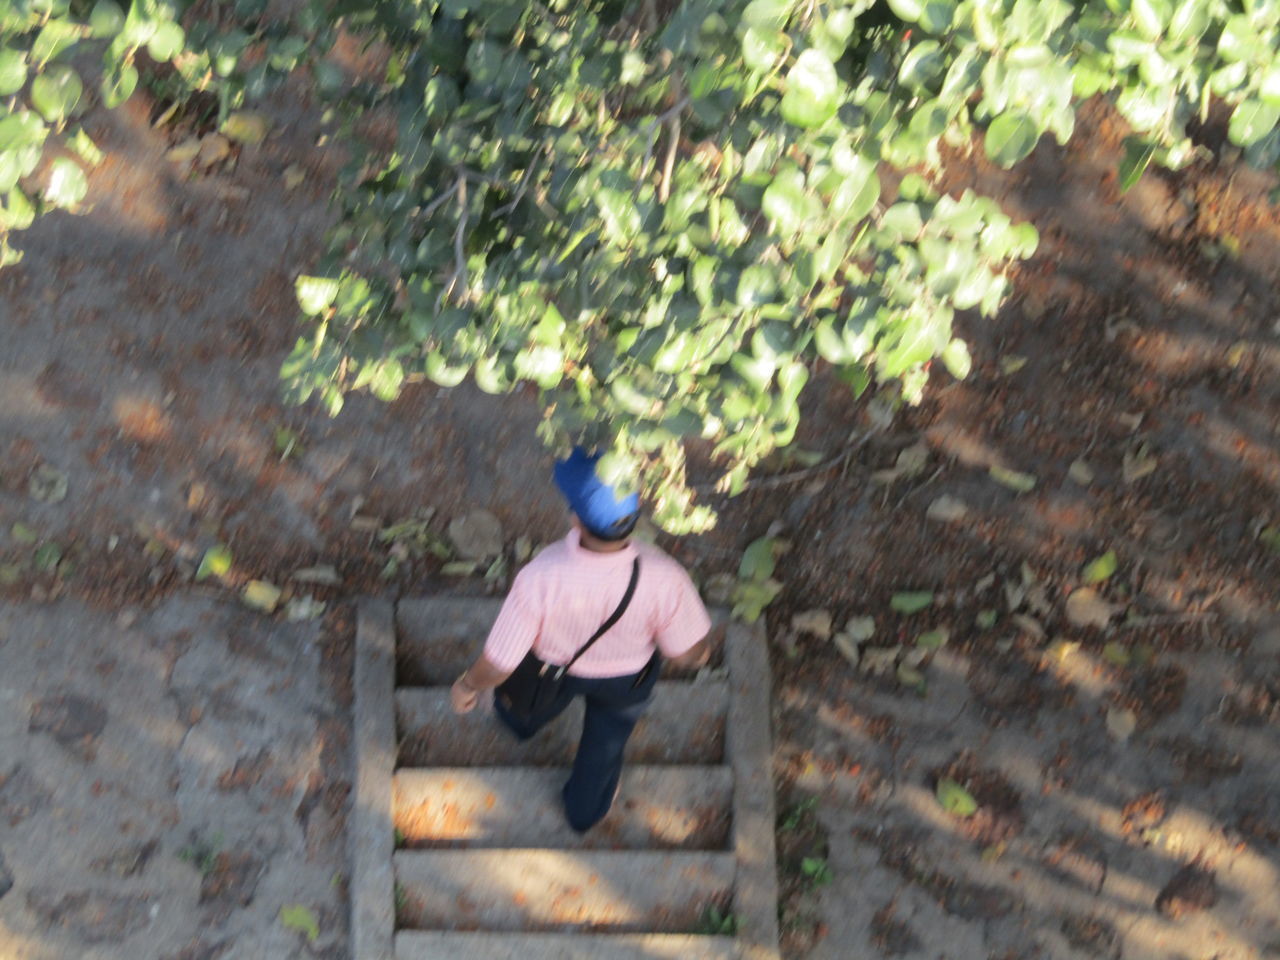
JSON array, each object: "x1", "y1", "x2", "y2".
[{"x1": 496, "y1": 558, "x2": 641, "y2": 722}]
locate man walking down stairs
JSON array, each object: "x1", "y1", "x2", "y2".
[
  {"x1": 448, "y1": 446, "x2": 715, "y2": 834},
  {"x1": 351, "y1": 449, "x2": 781, "y2": 960}
]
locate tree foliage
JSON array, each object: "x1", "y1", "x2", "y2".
[
  {"x1": 5, "y1": 0, "x2": 1280, "y2": 531},
  {"x1": 0, "y1": 0, "x2": 319, "y2": 262},
  {"x1": 283, "y1": 0, "x2": 1280, "y2": 531}
]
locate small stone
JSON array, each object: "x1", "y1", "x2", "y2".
[
  {"x1": 1106, "y1": 706, "x2": 1137, "y2": 742},
  {"x1": 832, "y1": 632, "x2": 860, "y2": 668},
  {"x1": 926, "y1": 494, "x2": 969, "y2": 523},
  {"x1": 1011, "y1": 614, "x2": 1045, "y2": 640},
  {"x1": 29, "y1": 693, "x2": 108, "y2": 760},
  {"x1": 1065, "y1": 588, "x2": 1116, "y2": 629},
  {"x1": 1068, "y1": 459, "x2": 1095, "y2": 485},
  {"x1": 791, "y1": 608, "x2": 833, "y2": 640},
  {"x1": 843, "y1": 616, "x2": 876, "y2": 642},
  {"x1": 0, "y1": 850, "x2": 11, "y2": 901},
  {"x1": 860, "y1": 645, "x2": 900, "y2": 676},
  {"x1": 448, "y1": 510, "x2": 504, "y2": 560}
]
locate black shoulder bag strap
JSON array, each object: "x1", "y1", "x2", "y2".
[{"x1": 547, "y1": 557, "x2": 641, "y2": 682}]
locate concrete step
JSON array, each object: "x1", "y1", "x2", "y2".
[
  {"x1": 396, "y1": 598, "x2": 503, "y2": 686},
  {"x1": 395, "y1": 930, "x2": 740, "y2": 959},
  {"x1": 394, "y1": 765, "x2": 733, "y2": 850},
  {"x1": 396, "y1": 597, "x2": 728, "y2": 685},
  {"x1": 395, "y1": 848, "x2": 736, "y2": 933},
  {"x1": 397, "y1": 679, "x2": 728, "y2": 767}
]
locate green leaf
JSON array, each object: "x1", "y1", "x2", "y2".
[
  {"x1": 743, "y1": 0, "x2": 795, "y2": 28},
  {"x1": 33, "y1": 542, "x2": 62, "y2": 573},
  {"x1": 101, "y1": 61, "x2": 138, "y2": 108},
  {"x1": 1130, "y1": 0, "x2": 1171, "y2": 38},
  {"x1": 295, "y1": 276, "x2": 340, "y2": 315},
  {"x1": 368, "y1": 360, "x2": 405, "y2": 401},
  {"x1": 0, "y1": 49, "x2": 27, "y2": 97},
  {"x1": 31, "y1": 20, "x2": 82, "y2": 65},
  {"x1": 1257, "y1": 527, "x2": 1280, "y2": 554},
  {"x1": 1216, "y1": 15, "x2": 1254, "y2": 62},
  {"x1": 196, "y1": 544, "x2": 233, "y2": 581},
  {"x1": 762, "y1": 166, "x2": 812, "y2": 234},
  {"x1": 67, "y1": 128, "x2": 104, "y2": 167},
  {"x1": 1228, "y1": 100, "x2": 1280, "y2": 148},
  {"x1": 899, "y1": 41, "x2": 944, "y2": 92},
  {"x1": 917, "y1": 628, "x2": 949, "y2": 649},
  {"x1": 989, "y1": 465, "x2": 1036, "y2": 492},
  {"x1": 891, "y1": 591, "x2": 933, "y2": 614},
  {"x1": 1261, "y1": 68, "x2": 1280, "y2": 108},
  {"x1": 886, "y1": 0, "x2": 923, "y2": 21},
  {"x1": 936, "y1": 778, "x2": 978, "y2": 817},
  {"x1": 908, "y1": 98, "x2": 949, "y2": 142},
  {"x1": 780, "y1": 49, "x2": 839, "y2": 129},
  {"x1": 736, "y1": 265, "x2": 777, "y2": 307},
  {"x1": 222, "y1": 111, "x2": 268, "y2": 144},
  {"x1": 741, "y1": 27, "x2": 785, "y2": 72},
  {"x1": 896, "y1": 662, "x2": 926, "y2": 692},
  {"x1": 279, "y1": 904, "x2": 320, "y2": 943},
  {"x1": 242, "y1": 580, "x2": 282, "y2": 613},
  {"x1": 147, "y1": 21, "x2": 185, "y2": 61},
  {"x1": 690, "y1": 257, "x2": 717, "y2": 307},
  {"x1": 44, "y1": 158, "x2": 87, "y2": 208},
  {"x1": 90, "y1": 0, "x2": 126, "y2": 38},
  {"x1": 739, "y1": 536, "x2": 777, "y2": 581},
  {"x1": 941, "y1": 339, "x2": 971, "y2": 379},
  {"x1": 425, "y1": 352, "x2": 469, "y2": 388},
  {"x1": 1102, "y1": 641, "x2": 1131, "y2": 667},
  {"x1": 30, "y1": 64, "x2": 83, "y2": 123},
  {"x1": 0, "y1": 187, "x2": 34, "y2": 230},
  {"x1": 985, "y1": 112, "x2": 1040, "y2": 168},
  {"x1": 1118, "y1": 136, "x2": 1156, "y2": 191},
  {"x1": 1081, "y1": 550, "x2": 1117, "y2": 584},
  {"x1": 11, "y1": 522, "x2": 38, "y2": 545},
  {"x1": 918, "y1": 1, "x2": 956, "y2": 34},
  {"x1": 0, "y1": 112, "x2": 48, "y2": 152}
]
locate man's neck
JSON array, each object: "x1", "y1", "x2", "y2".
[{"x1": 578, "y1": 529, "x2": 630, "y2": 553}]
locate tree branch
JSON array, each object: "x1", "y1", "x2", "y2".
[
  {"x1": 658, "y1": 72, "x2": 684, "y2": 204},
  {"x1": 421, "y1": 181, "x2": 459, "y2": 219},
  {"x1": 439, "y1": 175, "x2": 469, "y2": 308},
  {"x1": 493, "y1": 146, "x2": 545, "y2": 218}
]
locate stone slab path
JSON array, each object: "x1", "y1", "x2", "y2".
[
  {"x1": 0, "y1": 596, "x2": 349, "y2": 959},
  {"x1": 352, "y1": 596, "x2": 781, "y2": 960}
]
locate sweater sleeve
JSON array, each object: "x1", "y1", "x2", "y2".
[
  {"x1": 652, "y1": 564, "x2": 712, "y2": 659},
  {"x1": 482, "y1": 568, "x2": 543, "y2": 672}
]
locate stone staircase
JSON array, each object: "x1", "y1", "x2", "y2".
[{"x1": 351, "y1": 597, "x2": 780, "y2": 960}]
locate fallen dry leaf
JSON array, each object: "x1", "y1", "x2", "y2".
[{"x1": 792, "y1": 608, "x2": 833, "y2": 640}]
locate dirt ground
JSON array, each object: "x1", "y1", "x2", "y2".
[{"x1": 0, "y1": 61, "x2": 1278, "y2": 960}]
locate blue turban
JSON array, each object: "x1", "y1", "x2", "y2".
[{"x1": 553, "y1": 447, "x2": 640, "y2": 540}]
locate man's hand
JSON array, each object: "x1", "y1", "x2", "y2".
[
  {"x1": 450, "y1": 675, "x2": 480, "y2": 714},
  {"x1": 670, "y1": 623, "x2": 722, "y2": 670}
]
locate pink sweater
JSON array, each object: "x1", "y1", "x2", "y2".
[{"x1": 483, "y1": 529, "x2": 711, "y2": 678}]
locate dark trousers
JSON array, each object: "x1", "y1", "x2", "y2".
[{"x1": 493, "y1": 656, "x2": 660, "y2": 832}]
